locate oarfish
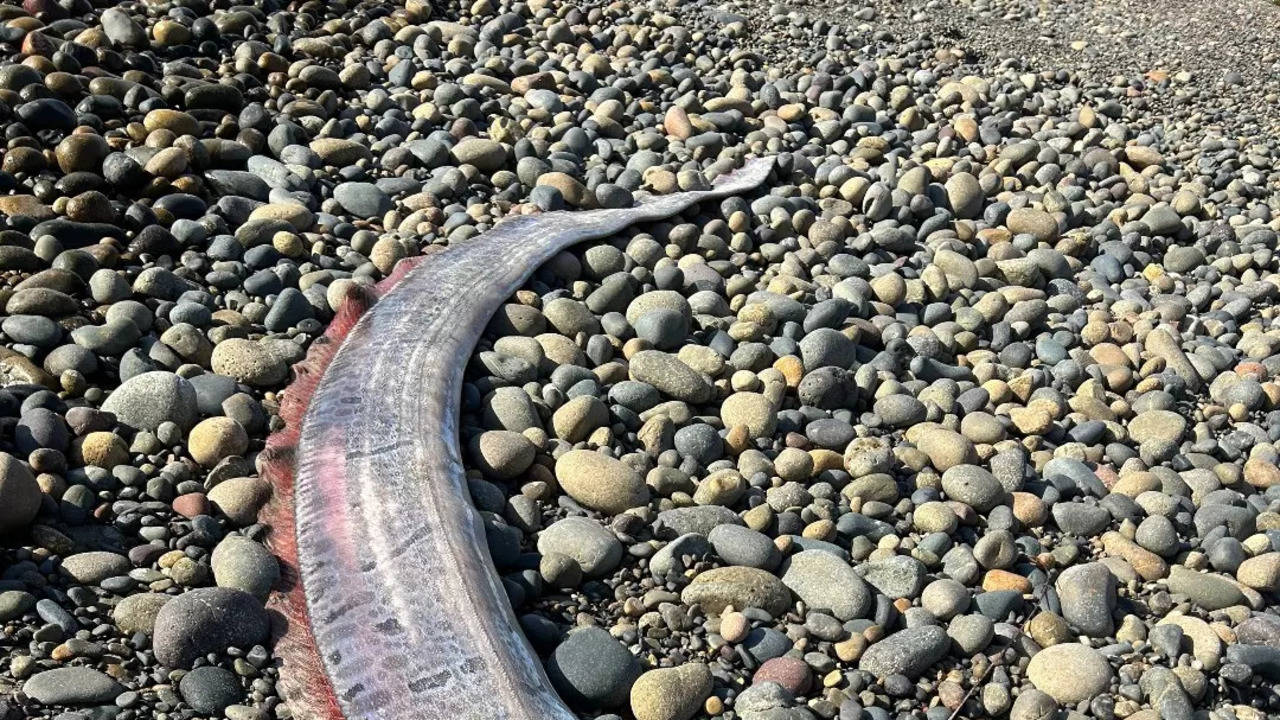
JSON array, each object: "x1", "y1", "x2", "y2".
[{"x1": 260, "y1": 157, "x2": 774, "y2": 719}]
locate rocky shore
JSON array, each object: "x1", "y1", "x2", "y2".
[{"x1": 0, "y1": 0, "x2": 1278, "y2": 719}]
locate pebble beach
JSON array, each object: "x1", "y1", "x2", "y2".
[{"x1": 1, "y1": 0, "x2": 1279, "y2": 719}]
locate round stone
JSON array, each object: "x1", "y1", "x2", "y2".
[
  {"x1": 74, "y1": 431, "x2": 129, "y2": 468},
  {"x1": 719, "y1": 611, "x2": 749, "y2": 643},
  {"x1": 945, "y1": 171, "x2": 983, "y2": 218},
  {"x1": 188, "y1": 417, "x2": 250, "y2": 466},
  {"x1": 708, "y1": 524, "x2": 781, "y2": 571},
  {"x1": 470, "y1": 430, "x2": 537, "y2": 479},
  {"x1": 1238, "y1": 553, "x2": 1280, "y2": 592},
  {"x1": 858, "y1": 625, "x2": 950, "y2": 678},
  {"x1": 921, "y1": 578, "x2": 969, "y2": 620},
  {"x1": 100, "y1": 371, "x2": 199, "y2": 432},
  {"x1": 451, "y1": 138, "x2": 507, "y2": 172},
  {"x1": 874, "y1": 394, "x2": 926, "y2": 427},
  {"x1": 207, "y1": 477, "x2": 272, "y2": 526},
  {"x1": 23, "y1": 668, "x2": 123, "y2": 705},
  {"x1": 555, "y1": 450, "x2": 649, "y2": 514},
  {"x1": 681, "y1": 566, "x2": 792, "y2": 617},
  {"x1": 630, "y1": 663, "x2": 712, "y2": 720},
  {"x1": 940, "y1": 464, "x2": 1004, "y2": 511},
  {"x1": 914, "y1": 428, "x2": 976, "y2": 471},
  {"x1": 546, "y1": 626, "x2": 640, "y2": 708},
  {"x1": 1006, "y1": 207, "x2": 1057, "y2": 241},
  {"x1": 60, "y1": 551, "x2": 130, "y2": 585},
  {"x1": 1055, "y1": 562, "x2": 1117, "y2": 637},
  {"x1": 914, "y1": 502, "x2": 958, "y2": 534},
  {"x1": 179, "y1": 666, "x2": 243, "y2": 714},
  {"x1": 628, "y1": 351, "x2": 713, "y2": 403},
  {"x1": 113, "y1": 593, "x2": 172, "y2": 635},
  {"x1": 211, "y1": 536, "x2": 280, "y2": 600},
  {"x1": 1129, "y1": 410, "x2": 1187, "y2": 446},
  {"x1": 843, "y1": 437, "x2": 894, "y2": 478},
  {"x1": 634, "y1": 309, "x2": 688, "y2": 350},
  {"x1": 860, "y1": 555, "x2": 927, "y2": 599},
  {"x1": 779, "y1": 550, "x2": 870, "y2": 621},
  {"x1": 799, "y1": 328, "x2": 856, "y2": 369},
  {"x1": 551, "y1": 396, "x2": 610, "y2": 442},
  {"x1": 0, "y1": 452, "x2": 41, "y2": 534},
  {"x1": 752, "y1": 656, "x2": 811, "y2": 695},
  {"x1": 210, "y1": 339, "x2": 289, "y2": 387},
  {"x1": 152, "y1": 587, "x2": 271, "y2": 668},
  {"x1": 1026, "y1": 643, "x2": 1113, "y2": 704},
  {"x1": 948, "y1": 613, "x2": 995, "y2": 655},
  {"x1": 333, "y1": 182, "x2": 392, "y2": 219},
  {"x1": 537, "y1": 517, "x2": 623, "y2": 577},
  {"x1": 1010, "y1": 689, "x2": 1059, "y2": 720},
  {"x1": 720, "y1": 392, "x2": 777, "y2": 438}
]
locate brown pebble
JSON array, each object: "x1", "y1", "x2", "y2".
[
  {"x1": 172, "y1": 493, "x2": 211, "y2": 519},
  {"x1": 50, "y1": 644, "x2": 74, "y2": 662},
  {"x1": 752, "y1": 656, "x2": 811, "y2": 695},
  {"x1": 834, "y1": 635, "x2": 866, "y2": 662},
  {"x1": 982, "y1": 569, "x2": 1031, "y2": 593},
  {"x1": 719, "y1": 611, "x2": 748, "y2": 643},
  {"x1": 938, "y1": 680, "x2": 967, "y2": 709}
]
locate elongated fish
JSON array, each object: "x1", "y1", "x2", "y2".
[{"x1": 261, "y1": 157, "x2": 774, "y2": 720}]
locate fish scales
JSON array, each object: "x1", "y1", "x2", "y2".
[{"x1": 289, "y1": 158, "x2": 774, "y2": 720}]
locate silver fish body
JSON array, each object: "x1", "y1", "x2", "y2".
[{"x1": 291, "y1": 158, "x2": 774, "y2": 719}]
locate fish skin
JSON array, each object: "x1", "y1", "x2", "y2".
[{"x1": 267, "y1": 157, "x2": 774, "y2": 720}]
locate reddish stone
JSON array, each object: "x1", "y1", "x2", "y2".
[
  {"x1": 945, "y1": 500, "x2": 977, "y2": 525},
  {"x1": 938, "y1": 680, "x2": 967, "y2": 710},
  {"x1": 1236, "y1": 361, "x2": 1266, "y2": 379},
  {"x1": 23, "y1": 0, "x2": 65, "y2": 19},
  {"x1": 783, "y1": 432, "x2": 810, "y2": 449},
  {"x1": 172, "y1": 492, "x2": 210, "y2": 518},
  {"x1": 21, "y1": 31, "x2": 55, "y2": 58},
  {"x1": 983, "y1": 569, "x2": 1032, "y2": 593},
  {"x1": 128, "y1": 543, "x2": 166, "y2": 567},
  {"x1": 1094, "y1": 464, "x2": 1119, "y2": 490},
  {"x1": 752, "y1": 656, "x2": 811, "y2": 695}
]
